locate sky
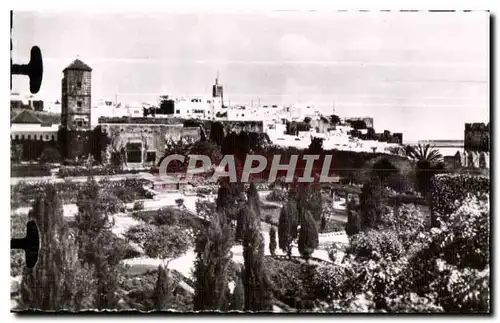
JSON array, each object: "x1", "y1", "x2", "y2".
[{"x1": 11, "y1": 10, "x2": 489, "y2": 141}]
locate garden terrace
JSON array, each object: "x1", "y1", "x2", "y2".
[
  {"x1": 129, "y1": 207, "x2": 207, "y2": 232},
  {"x1": 11, "y1": 178, "x2": 152, "y2": 208}
]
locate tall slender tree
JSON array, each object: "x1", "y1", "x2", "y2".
[
  {"x1": 278, "y1": 202, "x2": 298, "y2": 258},
  {"x1": 242, "y1": 204, "x2": 274, "y2": 311},
  {"x1": 193, "y1": 211, "x2": 234, "y2": 311},
  {"x1": 154, "y1": 265, "x2": 169, "y2": 310},
  {"x1": 231, "y1": 271, "x2": 245, "y2": 311},
  {"x1": 359, "y1": 174, "x2": 384, "y2": 230},
  {"x1": 298, "y1": 210, "x2": 319, "y2": 262},
  {"x1": 320, "y1": 215, "x2": 327, "y2": 233},
  {"x1": 247, "y1": 182, "x2": 261, "y2": 218},
  {"x1": 345, "y1": 198, "x2": 361, "y2": 236},
  {"x1": 75, "y1": 177, "x2": 125, "y2": 310},
  {"x1": 269, "y1": 226, "x2": 277, "y2": 256},
  {"x1": 297, "y1": 183, "x2": 323, "y2": 224},
  {"x1": 20, "y1": 185, "x2": 94, "y2": 310}
]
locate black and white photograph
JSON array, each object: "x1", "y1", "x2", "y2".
[{"x1": 9, "y1": 9, "x2": 490, "y2": 313}]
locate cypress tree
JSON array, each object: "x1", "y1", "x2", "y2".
[
  {"x1": 320, "y1": 215, "x2": 327, "y2": 233},
  {"x1": 20, "y1": 185, "x2": 92, "y2": 311},
  {"x1": 359, "y1": 175, "x2": 384, "y2": 230},
  {"x1": 298, "y1": 210, "x2": 319, "y2": 262},
  {"x1": 216, "y1": 180, "x2": 245, "y2": 223},
  {"x1": 231, "y1": 272, "x2": 245, "y2": 311},
  {"x1": 345, "y1": 198, "x2": 361, "y2": 236},
  {"x1": 154, "y1": 265, "x2": 169, "y2": 310},
  {"x1": 278, "y1": 202, "x2": 298, "y2": 258},
  {"x1": 297, "y1": 183, "x2": 323, "y2": 224},
  {"x1": 193, "y1": 211, "x2": 234, "y2": 311},
  {"x1": 75, "y1": 177, "x2": 124, "y2": 310},
  {"x1": 247, "y1": 182, "x2": 261, "y2": 219},
  {"x1": 242, "y1": 205, "x2": 273, "y2": 311},
  {"x1": 222, "y1": 285, "x2": 232, "y2": 311},
  {"x1": 269, "y1": 226, "x2": 277, "y2": 256}
]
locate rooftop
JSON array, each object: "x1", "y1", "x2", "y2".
[{"x1": 63, "y1": 59, "x2": 92, "y2": 72}]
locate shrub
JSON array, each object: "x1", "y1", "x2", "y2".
[
  {"x1": 175, "y1": 198, "x2": 184, "y2": 208},
  {"x1": 310, "y1": 265, "x2": 349, "y2": 301},
  {"x1": 380, "y1": 203, "x2": 427, "y2": 252},
  {"x1": 133, "y1": 201, "x2": 144, "y2": 211},
  {"x1": 266, "y1": 189, "x2": 287, "y2": 202},
  {"x1": 263, "y1": 257, "x2": 314, "y2": 306},
  {"x1": 132, "y1": 207, "x2": 198, "y2": 231},
  {"x1": 385, "y1": 293, "x2": 444, "y2": 313},
  {"x1": 346, "y1": 229, "x2": 404, "y2": 262},
  {"x1": 431, "y1": 174, "x2": 489, "y2": 226},
  {"x1": 436, "y1": 194, "x2": 489, "y2": 270},
  {"x1": 57, "y1": 166, "x2": 151, "y2": 178},
  {"x1": 38, "y1": 147, "x2": 61, "y2": 164}
]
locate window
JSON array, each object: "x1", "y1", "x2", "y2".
[
  {"x1": 77, "y1": 101, "x2": 82, "y2": 108},
  {"x1": 27, "y1": 135, "x2": 31, "y2": 140},
  {"x1": 76, "y1": 120, "x2": 83, "y2": 128},
  {"x1": 45, "y1": 135, "x2": 49, "y2": 140},
  {"x1": 77, "y1": 81, "x2": 82, "y2": 88},
  {"x1": 126, "y1": 143, "x2": 142, "y2": 163},
  {"x1": 146, "y1": 151, "x2": 156, "y2": 162},
  {"x1": 176, "y1": 110, "x2": 180, "y2": 114},
  {"x1": 15, "y1": 135, "x2": 19, "y2": 140}
]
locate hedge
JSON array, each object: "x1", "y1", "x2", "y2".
[
  {"x1": 430, "y1": 174, "x2": 490, "y2": 225},
  {"x1": 57, "y1": 166, "x2": 155, "y2": 178},
  {"x1": 11, "y1": 164, "x2": 52, "y2": 178},
  {"x1": 11, "y1": 178, "x2": 151, "y2": 209}
]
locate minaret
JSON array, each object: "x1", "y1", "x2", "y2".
[{"x1": 212, "y1": 72, "x2": 224, "y2": 106}]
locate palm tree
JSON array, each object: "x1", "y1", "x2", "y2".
[
  {"x1": 405, "y1": 143, "x2": 443, "y2": 163},
  {"x1": 406, "y1": 144, "x2": 444, "y2": 203}
]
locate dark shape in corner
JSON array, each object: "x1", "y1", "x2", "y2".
[{"x1": 11, "y1": 220, "x2": 40, "y2": 269}]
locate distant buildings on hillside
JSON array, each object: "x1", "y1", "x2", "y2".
[{"x1": 10, "y1": 56, "x2": 413, "y2": 165}]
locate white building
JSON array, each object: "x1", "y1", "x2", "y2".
[
  {"x1": 10, "y1": 110, "x2": 59, "y2": 141},
  {"x1": 172, "y1": 96, "x2": 216, "y2": 120},
  {"x1": 91, "y1": 100, "x2": 128, "y2": 126}
]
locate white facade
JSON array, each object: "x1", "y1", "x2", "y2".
[
  {"x1": 225, "y1": 106, "x2": 264, "y2": 121},
  {"x1": 11, "y1": 124, "x2": 59, "y2": 141},
  {"x1": 172, "y1": 97, "x2": 216, "y2": 120},
  {"x1": 91, "y1": 100, "x2": 128, "y2": 126},
  {"x1": 127, "y1": 103, "x2": 144, "y2": 118}
]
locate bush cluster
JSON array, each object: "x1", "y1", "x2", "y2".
[
  {"x1": 431, "y1": 174, "x2": 489, "y2": 222},
  {"x1": 11, "y1": 178, "x2": 151, "y2": 208},
  {"x1": 266, "y1": 189, "x2": 288, "y2": 202}
]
